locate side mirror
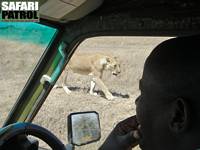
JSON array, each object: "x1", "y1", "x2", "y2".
[{"x1": 67, "y1": 111, "x2": 101, "y2": 146}]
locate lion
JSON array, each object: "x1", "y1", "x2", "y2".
[{"x1": 56, "y1": 52, "x2": 121, "y2": 100}]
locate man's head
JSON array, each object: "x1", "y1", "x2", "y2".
[{"x1": 136, "y1": 35, "x2": 200, "y2": 150}]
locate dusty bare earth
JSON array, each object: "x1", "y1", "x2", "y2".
[{"x1": 0, "y1": 37, "x2": 171, "y2": 150}]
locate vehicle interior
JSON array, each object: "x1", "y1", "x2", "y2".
[{"x1": 0, "y1": 0, "x2": 200, "y2": 150}]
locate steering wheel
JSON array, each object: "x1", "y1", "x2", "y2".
[{"x1": 0, "y1": 122, "x2": 66, "y2": 150}]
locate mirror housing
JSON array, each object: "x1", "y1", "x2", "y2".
[{"x1": 67, "y1": 111, "x2": 101, "y2": 146}]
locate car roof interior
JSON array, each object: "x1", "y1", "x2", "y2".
[
  {"x1": 40, "y1": 0, "x2": 200, "y2": 22},
  {"x1": 40, "y1": 0, "x2": 200, "y2": 37}
]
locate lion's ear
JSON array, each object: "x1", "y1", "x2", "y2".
[
  {"x1": 114, "y1": 56, "x2": 118, "y2": 61},
  {"x1": 100, "y1": 58, "x2": 107, "y2": 65},
  {"x1": 106, "y1": 57, "x2": 111, "y2": 63}
]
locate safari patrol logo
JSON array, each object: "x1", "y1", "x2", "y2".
[{"x1": 0, "y1": 1, "x2": 39, "y2": 22}]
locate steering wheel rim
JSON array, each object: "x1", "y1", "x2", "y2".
[{"x1": 0, "y1": 122, "x2": 66, "y2": 150}]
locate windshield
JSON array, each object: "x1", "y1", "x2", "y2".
[
  {"x1": 0, "y1": 22, "x2": 57, "y2": 127},
  {"x1": 33, "y1": 36, "x2": 171, "y2": 150}
]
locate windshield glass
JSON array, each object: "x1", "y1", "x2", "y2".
[
  {"x1": 0, "y1": 22, "x2": 57, "y2": 127},
  {"x1": 33, "y1": 36, "x2": 171, "y2": 150}
]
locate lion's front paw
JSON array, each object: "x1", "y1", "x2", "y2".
[
  {"x1": 106, "y1": 93, "x2": 115, "y2": 100},
  {"x1": 89, "y1": 91, "x2": 98, "y2": 96}
]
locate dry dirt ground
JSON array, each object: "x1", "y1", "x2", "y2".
[{"x1": 0, "y1": 36, "x2": 171, "y2": 149}]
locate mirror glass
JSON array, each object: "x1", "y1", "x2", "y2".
[{"x1": 69, "y1": 112, "x2": 101, "y2": 146}]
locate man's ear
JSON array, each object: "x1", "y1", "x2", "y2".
[{"x1": 169, "y1": 98, "x2": 190, "y2": 133}]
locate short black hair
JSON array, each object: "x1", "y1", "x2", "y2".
[{"x1": 142, "y1": 35, "x2": 200, "y2": 105}]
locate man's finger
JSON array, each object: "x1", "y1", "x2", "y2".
[
  {"x1": 118, "y1": 130, "x2": 139, "y2": 148},
  {"x1": 116, "y1": 115, "x2": 139, "y2": 135}
]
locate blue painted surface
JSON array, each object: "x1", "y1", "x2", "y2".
[{"x1": 0, "y1": 22, "x2": 57, "y2": 45}]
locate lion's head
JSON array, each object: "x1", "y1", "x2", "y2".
[{"x1": 104, "y1": 56, "x2": 121, "y2": 76}]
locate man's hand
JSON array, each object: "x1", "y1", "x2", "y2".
[{"x1": 99, "y1": 115, "x2": 140, "y2": 150}]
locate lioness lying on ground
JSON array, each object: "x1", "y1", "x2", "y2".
[{"x1": 55, "y1": 52, "x2": 121, "y2": 100}]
